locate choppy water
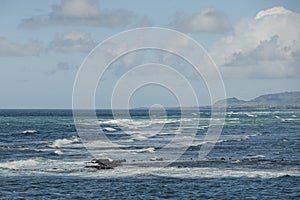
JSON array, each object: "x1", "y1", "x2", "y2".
[{"x1": 0, "y1": 109, "x2": 299, "y2": 199}]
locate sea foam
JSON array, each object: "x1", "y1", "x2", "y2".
[{"x1": 49, "y1": 136, "x2": 79, "y2": 148}]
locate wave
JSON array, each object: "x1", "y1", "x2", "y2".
[
  {"x1": 0, "y1": 158, "x2": 298, "y2": 179},
  {"x1": 0, "y1": 158, "x2": 85, "y2": 172},
  {"x1": 48, "y1": 136, "x2": 79, "y2": 148},
  {"x1": 100, "y1": 119, "x2": 149, "y2": 130},
  {"x1": 146, "y1": 167, "x2": 299, "y2": 179},
  {"x1": 99, "y1": 118, "x2": 192, "y2": 130},
  {"x1": 103, "y1": 127, "x2": 117, "y2": 132},
  {"x1": 274, "y1": 116, "x2": 298, "y2": 122},
  {"x1": 22, "y1": 130, "x2": 39, "y2": 134},
  {"x1": 227, "y1": 118, "x2": 240, "y2": 121},
  {"x1": 135, "y1": 147, "x2": 156, "y2": 153},
  {"x1": 244, "y1": 154, "x2": 265, "y2": 159},
  {"x1": 0, "y1": 159, "x2": 39, "y2": 170},
  {"x1": 197, "y1": 125, "x2": 208, "y2": 130},
  {"x1": 53, "y1": 150, "x2": 63, "y2": 155},
  {"x1": 282, "y1": 118, "x2": 299, "y2": 121},
  {"x1": 0, "y1": 146, "x2": 41, "y2": 152},
  {"x1": 191, "y1": 132, "x2": 262, "y2": 146}
]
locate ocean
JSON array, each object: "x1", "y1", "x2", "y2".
[{"x1": 0, "y1": 109, "x2": 299, "y2": 199}]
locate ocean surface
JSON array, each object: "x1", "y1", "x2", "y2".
[{"x1": 0, "y1": 109, "x2": 299, "y2": 199}]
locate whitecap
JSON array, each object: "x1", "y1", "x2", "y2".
[
  {"x1": 197, "y1": 125, "x2": 208, "y2": 130},
  {"x1": 147, "y1": 167, "x2": 300, "y2": 179},
  {"x1": 103, "y1": 127, "x2": 117, "y2": 132},
  {"x1": 48, "y1": 136, "x2": 79, "y2": 148},
  {"x1": 129, "y1": 131, "x2": 158, "y2": 141},
  {"x1": 100, "y1": 119, "x2": 150, "y2": 130},
  {"x1": 132, "y1": 135, "x2": 148, "y2": 141},
  {"x1": 192, "y1": 132, "x2": 262, "y2": 146},
  {"x1": 0, "y1": 159, "x2": 39, "y2": 170},
  {"x1": 280, "y1": 118, "x2": 298, "y2": 121},
  {"x1": 135, "y1": 147, "x2": 156, "y2": 153},
  {"x1": 246, "y1": 114, "x2": 257, "y2": 117},
  {"x1": 275, "y1": 115, "x2": 282, "y2": 120},
  {"x1": 53, "y1": 150, "x2": 63, "y2": 155},
  {"x1": 244, "y1": 155, "x2": 265, "y2": 159},
  {"x1": 118, "y1": 139, "x2": 135, "y2": 143},
  {"x1": 228, "y1": 118, "x2": 239, "y2": 121},
  {"x1": 22, "y1": 130, "x2": 38, "y2": 134}
]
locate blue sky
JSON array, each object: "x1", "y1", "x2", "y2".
[{"x1": 0, "y1": 0, "x2": 300, "y2": 108}]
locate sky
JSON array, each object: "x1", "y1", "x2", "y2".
[{"x1": 0, "y1": 0, "x2": 300, "y2": 109}]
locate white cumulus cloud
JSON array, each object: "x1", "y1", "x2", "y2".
[
  {"x1": 209, "y1": 6, "x2": 300, "y2": 78},
  {"x1": 20, "y1": 0, "x2": 134, "y2": 28}
]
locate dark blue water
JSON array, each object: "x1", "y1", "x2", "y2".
[{"x1": 0, "y1": 109, "x2": 299, "y2": 199}]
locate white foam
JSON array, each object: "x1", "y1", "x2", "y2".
[
  {"x1": 49, "y1": 136, "x2": 79, "y2": 148},
  {"x1": 244, "y1": 155, "x2": 265, "y2": 159},
  {"x1": 132, "y1": 135, "x2": 148, "y2": 141},
  {"x1": 128, "y1": 131, "x2": 159, "y2": 141},
  {"x1": 228, "y1": 118, "x2": 239, "y2": 121},
  {"x1": 53, "y1": 150, "x2": 64, "y2": 155},
  {"x1": 197, "y1": 125, "x2": 208, "y2": 130},
  {"x1": 99, "y1": 118, "x2": 188, "y2": 131},
  {"x1": 192, "y1": 132, "x2": 262, "y2": 146},
  {"x1": 191, "y1": 141, "x2": 211, "y2": 147},
  {"x1": 0, "y1": 158, "x2": 87, "y2": 173},
  {"x1": 100, "y1": 119, "x2": 149, "y2": 130},
  {"x1": 275, "y1": 115, "x2": 283, "y2": 121},
  {"x1": 65, "y1": 165, "x2": 300, "y2": 179},
  {"x1": 0, "y1": 159, "x2": 39, "y2": 170},
  {"x1": 135, "y1": 147, "x2": 156, "y2": 153},
  {"x1": 147, "y1": 167, "x2": 299, "y2": 179},
  {"x1": 246, "y1": 114, "x2": 257, "y2": 117},
  {"x1": 118, "y1": 139, "x2": 135, "y2": 143},
  {"x1": 22, "y1": 130, "x2": 38, "y2": 134},
  {"x1": 1, "y1": 159, "x2": 298, "y2": 179},
  {"x1": 103, "y1": 127, "x2": 117, "y2": 132},
  {"x1": 280, "y1": 118, "x2": 298, "y2": 122},
  {"x1": 227, "y1": 111, "x2": 239, "y2": 116},
  {"x1": 241, "y1": 132, "x2": 262, "y2": 140}
]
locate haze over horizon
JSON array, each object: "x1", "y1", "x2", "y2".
[{"x1": 1, "y1": 0, "x2": 300, "y2": 109}]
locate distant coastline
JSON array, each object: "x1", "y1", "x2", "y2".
[
  {"x1": 1, "y1": 91, "x2": 299, "y2": 111},
  {"x1": 134, "y1": 91, "x2": 300, "y2": 110},
  {"x1": 214, "y1": 91, "x2": 300, "y2": 110}
]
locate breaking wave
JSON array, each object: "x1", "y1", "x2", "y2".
[{"x1": 48, "y1": 136, "x2": 80, "y2": 148}]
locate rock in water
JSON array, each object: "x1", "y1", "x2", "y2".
[{"x1": 85, "y1": 159, "x2": 126, "y2": 170}]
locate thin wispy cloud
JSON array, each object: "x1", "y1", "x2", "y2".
[
  {"x1": 46, "y1": 62, "x2": 78, "y2": 75},
  {"x1": 0, "y1": 37, "x2": 42, "y2": 57},
  {"x1": 171, "y1": 8, "x2": 232, "y2": 33},
  {"x1": 48, "y1": 31, "x2": 96, "y2": 53},
  {"x1": 20, "y1": 0, "x2": 134, "y2": 29}
]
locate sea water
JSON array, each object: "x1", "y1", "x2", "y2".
[{"x1": 0, "y1": 109, "x2": 299, "y2": 199}]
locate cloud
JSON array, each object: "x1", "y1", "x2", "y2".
[
  {"x1": 171, "y1": 8, "x2": 232, "y2": 33},
  {"x1": 209, "y1": 6, "x2": 300, "y2": 78},
  {"x1": 48, "y1": 31, "x2": 96, "y2": 53},
  {"x1": 0, "y1": 37, "x2": 42, "y2": 57},
  {"x1": 56, "y1": 62, "x2": 76, "y2": 70},
  {"x1": 46, "y1": 62, "x2": 78, "y2": 75},
  {"x1": 135, "y1": 16, "x2": 153, "y2": 27},
  {"x1": 20, "y1": 0, "x2": 134, "y2": 28}
]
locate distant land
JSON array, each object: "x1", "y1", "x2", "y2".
[
  {"x1": 133, "y1": 91, "x2": 300, "y2": 110},
  {"x1": 214, "y1": 91, "x2": 300, "y2": 109}
]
